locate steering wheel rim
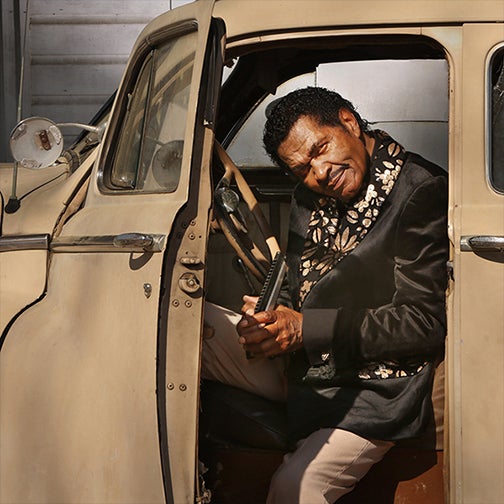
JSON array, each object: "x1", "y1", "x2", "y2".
[{"x1": 214, "y1": 141, "x2": 281, "y2": 283}]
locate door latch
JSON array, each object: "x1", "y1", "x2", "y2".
[{"x1": 178, "y1": 272, "x2": 201, "y2": 294}]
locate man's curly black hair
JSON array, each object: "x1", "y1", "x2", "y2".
[{"x1": 263, "y1": 87, "x2": 369, "y2": 170}]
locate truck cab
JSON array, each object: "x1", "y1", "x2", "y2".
[{"x1": 1, "y1": 1, "x2": 503, "y2": 503}]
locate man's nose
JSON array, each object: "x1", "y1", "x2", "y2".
[{"x1": 311, "y1": 157, "x2": 330, "y2": 181}]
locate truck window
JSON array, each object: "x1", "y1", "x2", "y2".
[
  {"x1": 107, "y1": 31, "x2": 197, "y2": 192},
  {"x1": 227, "y1": 59, "x2": 448, "y2": 173},
  {"x1": 490, "y1": 46, "x2": 504, "y2": 193}
]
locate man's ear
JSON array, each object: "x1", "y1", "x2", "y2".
[{"x1": 338, "y1": 108, "x2": 361, "y2": 138}]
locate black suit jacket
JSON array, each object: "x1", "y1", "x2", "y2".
[{"x1": 285, "y1": 152, "x2": 448, "y2": 442}]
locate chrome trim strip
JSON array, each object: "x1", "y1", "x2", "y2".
[
  {"x1": 461, "y1": 235, "x2": 504, "y2": 252},
  {"x1": 51, "y1": 233, "x2": 165, "y2": 253},
  {"x1": 0, "y1": 234, "x2": 50, "y2": 252}
]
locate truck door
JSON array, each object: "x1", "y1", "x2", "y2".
[
  {"x1": 449, "y1": 23, "x2": 504, "y2": 504},
  {"x1": 0, "y1": 2, "x2": 224, "y2": 504}
]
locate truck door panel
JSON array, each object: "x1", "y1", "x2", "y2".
[{"x1": 0, "y1": 2, "x2": 223, "y2": 503}]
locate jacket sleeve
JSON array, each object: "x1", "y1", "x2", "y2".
[{"x1": 302, "y1": 174, "x2": 449, "y2": 369}]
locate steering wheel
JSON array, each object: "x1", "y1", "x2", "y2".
[{"x1": 213, "y1": 141, "x2": 281, "y2": 283}]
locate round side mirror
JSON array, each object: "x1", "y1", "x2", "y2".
[{"x1": 9, "y1": 117, "x2": 63, "y2": 169}]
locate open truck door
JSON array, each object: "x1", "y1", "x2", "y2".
[{"x1": 0, "y1": 2, "x2": 224, "y2": 503}]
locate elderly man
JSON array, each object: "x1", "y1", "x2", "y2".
[{"x1": 203, "y1": 86, "x2": 448, "y2": 503}]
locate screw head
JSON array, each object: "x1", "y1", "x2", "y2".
[{"x1": 143, "y1": 283, "x2": 152, "y2": 298}]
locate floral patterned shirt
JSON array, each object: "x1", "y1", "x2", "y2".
[{"x1": 298, "y1": 130, "x2": 426, "y2": 379}]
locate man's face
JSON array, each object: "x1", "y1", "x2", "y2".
[{"x1": 277, "y1": 110, "x2": 371, "y2": 202}]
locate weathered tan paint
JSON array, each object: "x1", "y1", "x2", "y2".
[
  {"x1": 0, "y1": 157, "x2": 88, "y2": 332},
  {"x1": 1, "y1": 1, "x2": 504, "y2": 503},
  {"x1": 0, "y1": 251, "x2": 166, "y2": 502},
  {"x1": 1, "y1": 1, "x2": 215, "y2": 502},
  {"x1": 213, "y1": 0, "x2": 504, "y2": 42},
  {"x1": 454, "y1": 23, "x2": 504, "y2": 504}
]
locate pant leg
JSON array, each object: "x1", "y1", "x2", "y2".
[
  {"x1": 201, "y1": 302, "x2": 288, "y2": 402},
  {"x1": 267, "y1": 428, "x2": 394, "y2": 504}
]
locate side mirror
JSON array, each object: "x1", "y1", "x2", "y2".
[
  {"x1": 9, "y1": 117, "x2": 64, "y2": 169},
  {"x1": 5, "y1": 117, "x2": 105, "y2": 214}
]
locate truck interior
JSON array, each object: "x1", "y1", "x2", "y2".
[{"x1": 199, "y1": 33, "x2": 448, "y2": 504}]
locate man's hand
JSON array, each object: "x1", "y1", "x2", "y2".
[{"x1": 237, "y1": 295, "x2": 303, "y2": 358}]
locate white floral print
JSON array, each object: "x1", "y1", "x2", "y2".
[{"x1": 298, "y1": 130, "x2": 404, "y2": 305}]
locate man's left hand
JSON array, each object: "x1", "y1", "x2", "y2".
[{"x1": 237, "y1": 295, "x2": 303, "y2": 358}]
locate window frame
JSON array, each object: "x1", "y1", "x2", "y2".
[
  {"x1": 97, "y1": 22, "x2": 198, "y2": 195},
  {"x1": 486, "y1": 42, "x2": 504, "y2": 195}
]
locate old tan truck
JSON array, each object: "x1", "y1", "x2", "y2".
[{"x1": 1, "y1": 1, "x2": 504, "y2": 503}]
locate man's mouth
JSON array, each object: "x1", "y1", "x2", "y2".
[{"x1": 327, "y1": 164, "x2": 349, "y2": 189}]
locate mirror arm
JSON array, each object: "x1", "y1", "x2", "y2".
[
  {"x1": 5, "y1": 162, "x2": 21, "y2": 214},
  {"x1": 56, "y1": 123, "x2": 106, "y2": 140},
  {"x1": 7, "y1": 0, "x2": 30, "y2": 215}
]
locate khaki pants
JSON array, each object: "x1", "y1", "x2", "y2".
[{"x1": 201, "y1": 302, "x2": 393, "y2": 503}]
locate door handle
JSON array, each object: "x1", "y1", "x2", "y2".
[
  {"x1": 112, "y1": 233, "x2": 163, "y2": 251},
  {"x1": 460, "y1": 235, "x2": 504, "y2": 263},
  {"x1": 460, "y1": 235, "x2": 504, "y2": 253}
]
